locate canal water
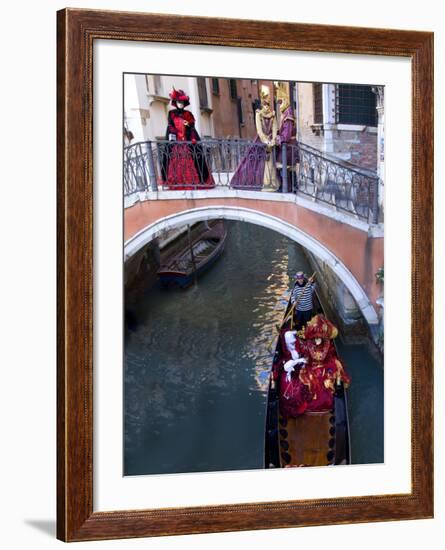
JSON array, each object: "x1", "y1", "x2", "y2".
[{"x1": 124, "y1": 220, "x2": 383, "y2": 476}]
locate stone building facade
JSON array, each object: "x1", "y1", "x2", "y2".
[
  {"x1": 124, "y1": 76, "x2": 382, "y2": 176},
  {"x1": 295, "y1": 81, "x2": 384, "y2": 219},
  {"x1": 124, "y1": 74, "x2": 214, "y2": 142},
  {"x1": 124, "y1": 74, "x2": 277, "y2": 143},
  {"x1": 295, "y1": 82, "x2": 381, "y2": 172}
]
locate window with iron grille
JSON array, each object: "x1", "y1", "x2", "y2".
[
  {"x1": 197, "y1": 77, "x2": 209, "y2": 108},
  {"x1": 237, "y1": 97, "x2": 244, "y2": 125},
  {"x1": 229, "y1": 79, "x2": 238, "y2": 100},
  {"x1": 336, "y1": 84, "x2": 377, "y2": 126},
  {"x1": 211, "y1": 78, "x2": 220, "y2": 95},
  {"x1": 313, "y1": 83, "x2": 323, "y2": 124}
]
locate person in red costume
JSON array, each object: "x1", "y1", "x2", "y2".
[
  {"x1": 161, "y1": 88, "x2": 215, "y2": 190},
  {"x1": 277, "y1": 314, "x2": 351, "y2": 418}
]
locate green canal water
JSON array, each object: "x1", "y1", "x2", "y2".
[{"x1": 124, "y1": 220, "x2": 383, "y2": 476}]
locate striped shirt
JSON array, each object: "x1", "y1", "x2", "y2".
[{"x1": 290, "y1": 281, "x2": 315, "y2": 311}]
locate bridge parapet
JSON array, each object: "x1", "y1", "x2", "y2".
[{"x1": 124, "y1": 139, "x2": 381, "y2": 224}]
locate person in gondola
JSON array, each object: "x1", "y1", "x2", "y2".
[
  {"x1": 274, "y1": 81, "x2": 299, "y2": 192},
  {"x1": 161, "y1": 88, "x2": 215, "y2": 190},
  {"x1": 231, "y1": 85, "x2": 280, "y2": 192},
  {"x1": 290, "y1": 271, "x2": 316, "y2": 330},
  {"x1": 278, "y1": 314, "x2": 350, "y2": 418}
]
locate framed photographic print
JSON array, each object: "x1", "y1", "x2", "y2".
[{"x1": 57, "y1": 8, "x2": 433, "y2": 542}]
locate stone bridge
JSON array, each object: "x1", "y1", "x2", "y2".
[{"x1": 124, "y1": 189, "x2": 383, "y2": 327}]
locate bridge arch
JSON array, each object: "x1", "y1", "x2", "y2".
[{"x1": 124, "y1": 205, "x2": 378, "y2": 325}]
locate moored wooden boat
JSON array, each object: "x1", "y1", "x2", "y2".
[
  {"x1": 264, "y1": 289, "x2": 351, "y2": 468},
  {"x1": 158, "y1": 220, "x2": 227, "y2": 288}
]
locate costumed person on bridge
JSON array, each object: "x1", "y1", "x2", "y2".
[
  {"x1": 278, "y1": 314, "x2": 351, "y2": 418},
  {"x1": 274, "y1": 81, "x2": 299, "y2": 192},
  {"x1": 231, "y1": 85, "x2": 280, "y2": 192},
  {"x1": 161, "y1": 88, "x2": 215, "y2": 190}
]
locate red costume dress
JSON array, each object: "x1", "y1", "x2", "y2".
[
  {"x1": 275, "y1": 314, "x2": 350, "y2": 418},
  {"x1": 161, "y1": 88, "x2": 215, "y2": 190}
]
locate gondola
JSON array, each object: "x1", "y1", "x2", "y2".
[
  {"x1": 264, "y1": 288, "x2": 351, "y2": 468},
  {"x1": 158, "y1": 219, "x2": 227, "y2": 288}
]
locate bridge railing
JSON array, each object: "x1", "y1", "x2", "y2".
[
  {"x1": 124, "y1": 139, "x2": 380, "y2": 223},
  {"x1": 291, "y1": 143, "x2": 380, "y2": 224}
]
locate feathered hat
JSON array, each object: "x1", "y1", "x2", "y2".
[
  {"x1": 169, "y1": 87, "x2": 190, "y2": 107},
  {"x1": 298, "y1": 314, "x2": 338, "y2": 340}
]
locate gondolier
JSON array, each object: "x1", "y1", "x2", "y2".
[{"x1": 290, "y1": 271, "x2": 316, "y2": 329}]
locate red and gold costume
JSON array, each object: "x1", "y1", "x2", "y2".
[
  {"x1": 276, "y1": 314, "x2": 350, "y2": 418},
  {"x1": 161, "y1": 88, "x2": 215, "y2": 190}
]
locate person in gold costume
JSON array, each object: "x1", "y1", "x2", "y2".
[{"x1": 231, "y1": 85, "x2": 280, "y2": 191}]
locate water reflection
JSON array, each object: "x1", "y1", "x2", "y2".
[
  {"x1": 124, "y1": 221, "x2": 311, "y2": 475},
  {"x1": 124, "y1": 220, "x2": 383, "y2": 475}
]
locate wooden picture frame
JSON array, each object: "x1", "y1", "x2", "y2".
[{"x1": 57, "y1": 8, "x2": 434, "y2": 542}]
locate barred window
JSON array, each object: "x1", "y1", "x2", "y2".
[
  {"x1": 211, "y1": 78, "x2": 220, "y2": 95},
  {"x1": 229, "y1": 79, "x2": 238, "y2": 100},
  {"x1": 197, "y1": 77, "x2": 209, "y2": 108},
  {"x1": 336, "y1": 84, "x2": 377, "y2": 126},
  {"x1": 313, "y1": 83, "x2": 323, "y2": 124}
]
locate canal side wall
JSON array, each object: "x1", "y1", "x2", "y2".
[
  {"x1": 125, "y1": 238, "x2": 160, "y2": 307},
  {"x1": 304, "y1": 249, "x2": 382, "y2": 349},
  {"x1": 125, "y1": 224, "x2": 201, "y2": 306}
]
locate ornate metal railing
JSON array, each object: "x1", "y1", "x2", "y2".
[
  {"x1": 123, "y1": 141, "x2": 157, "y2": 196},
  {"x1": 290, "y1": 143, "x2": 380, "y2": 223},
  {"x1": 124, "y1": 139, "x2": 380, "y2": 223}
]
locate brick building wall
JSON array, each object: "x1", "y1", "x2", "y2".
[
  {"x1": 210, "y1": 78, "x2": 275, "y2": 139},
  {"x1": 296, "y1": 82, "x2": 379, "y2": 171},
  {"x1": 330, "y1": 127, "x2": 378, "y2": 170},
  {"x1": 209, "y1": 78, "x2": 240, "y2": 138}
]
